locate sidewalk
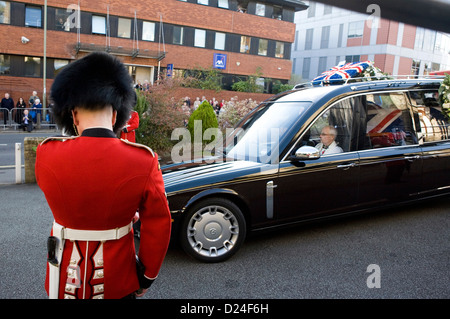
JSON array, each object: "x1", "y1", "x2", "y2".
[{"x1": 0, "y1": 167, "x2": 25, "y2": 185}]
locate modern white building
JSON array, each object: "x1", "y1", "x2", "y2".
[{"x1": 291, "y1": 1, "x2": 450, "y2": 82}]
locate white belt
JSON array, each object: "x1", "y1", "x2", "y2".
[{"x1": 53, "y1": 221, "x2": 133, "y2": 241}]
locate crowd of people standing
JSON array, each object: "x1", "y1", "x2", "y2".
[{"x1": 0, "y1": 90, "x2": 44, "y2": 131}]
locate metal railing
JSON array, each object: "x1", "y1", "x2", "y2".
[
  {"x1": 0, "y1": 107, "x2": 58, "y2": 130},
  {"x1": 293, "y1": 74, "x2": 446, "y2": 89}
]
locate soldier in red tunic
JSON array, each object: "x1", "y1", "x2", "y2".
[
  {"x1": 35, "y1": 52, "x2": 171, "y2": 299},
  {"x1": 120, "y1": 110, "x2": 139, "y2": 143}
]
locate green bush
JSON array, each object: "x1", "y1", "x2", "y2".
[
  {"x1": 187, "y1": 101, "x2": 219, "y2": 144},
  {"x1": 134, "y1": 79, "x2": 186, "y2": 156},
  {"x1": 272, "y1": 80, "x2": 294, "y2": 94}
]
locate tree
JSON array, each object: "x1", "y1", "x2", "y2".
[
  {"x1": 187, "y1": 100, "x2": 219, "y2": 144},
  {"x1": 134, "y1": 78, "x2": 186, "y2": 156},
  {"x1": 231, "y1": 67, "x2": 264, "y2": 93}
]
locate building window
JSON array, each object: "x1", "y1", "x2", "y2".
[
  {"x1": 258, "y1": 39, "x2": 268, "y2": 56},
  {"x1": 24, "y1": 57, "x2": 41, "y2": 77},
  {"x1": 302, "y1": 57, "x2": 310, "y2": 80},
  {"x1": 0, "y1": 54, "x2": 10, "y2": 75},
  {"x1": 0, "y1": 1, "x2": 11, "y2": 24},
  {"x1": 422, "y1": 29, "x2": 436, "y2": 52},
  {"x1": 320, "y1": 26, "x2": 330, "y2": 49},
  {"x1": 118, "y1": 18, "x2": 131, "y2": 38},
  {"x1": 240, "y1": 36, "x2": 251, "y2": 53},
  {"x1": 345, "y1": 55, "x2": 360, "y2": 63},
  {"x1": 305, "y1": 28, "x2": 313, "y2": 50},
  {"x1": 237, "y1": 0, "x2": 247, "y2": 12},
  {"x1": 197, "y1": 0, "x2": 208, "y2": 5},
  {"x1": 307, "y1": 1, "x2": 316, "y2": 18},
  {"x1": 218, "y1": 0, "x2": 229, "y2": 9},
  {"x1": 272, "y1": 6, "x2": 282, "y2": 20},
  {"x1": 142, "y1": 21, "x2": 155, "y2": 41},
  {"x1": 255, "y1": 3, "x2": 265, "y2": 16},
  {"x1": 323, "y1": 5, "x2": 332, "y2": 15},
  {"x1": 55, "y1": 8, "x2": 71, "y2": 31},
  {"x1": 54, "y1": 59, "x2": 69, "y2": 77},
  {"x1": 173, "y1": 26, "x2": 184, "y2": 45},
  {"x1": 194, "y1": 29, "x2": 206, "y2": 47},
  {"x1": 25, "y1": 5, "x2": 42, "y2": 28},
  {"x1": 348, "y1": 21, "x2": 364, "y2": 38},
  {"x1": 318, "y1": 56, "x2": 327, "y2": 75},
  {"x1": 411, "y1": 60, "x2": 420, "y2": 75},
  {"x1": 92, "y1": 15, "x2": 106, "y2": 34},
  {"x1": 337, "y1": 23, "x2": 344, "y2": 47},
  {"x1": 414, "y1": 28, "x2": 425, "y2": 50},
  {"x1": 275, "y1": 42, "x2": 284, "y2": 58},
  {"x1": 215, "y1": 32, "x2": 226, "y2": 50}
]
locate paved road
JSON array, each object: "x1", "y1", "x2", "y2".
[{"x1": 1, "y1": 183, "x2": 449, "y2": 303}]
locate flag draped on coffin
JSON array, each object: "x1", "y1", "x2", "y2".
[{"x1": 312, "y1": 61, "x2": 372, "y2": 85}]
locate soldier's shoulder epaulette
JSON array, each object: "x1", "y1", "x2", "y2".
[
  {"x1": 120, "y1": 139, "x2": 155, "y2": 157},
  {"x1": 40, "y1": 135, "x2": 79, "y2": 146}
]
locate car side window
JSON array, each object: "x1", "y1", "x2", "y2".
[
  {"x1": 408, "y1": 90, "x2": 450, "y2": 142},
  {"x1": 363, "y1": 92, "x2": 417, "y2": 149},
  {"x1": 300, "y1": 96, "x2": 363, "y2": 155}
]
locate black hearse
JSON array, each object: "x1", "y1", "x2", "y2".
[{"x1": 162, "y1": 78, "x2": 450, "y2": 262}]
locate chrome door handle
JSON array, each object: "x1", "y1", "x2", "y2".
[
  {"x1": 405, "y1": 155, "x2": 421, "y2": 162},
  {"x1": 337, "y1": 163, "x2": 356, "y2": 169}
]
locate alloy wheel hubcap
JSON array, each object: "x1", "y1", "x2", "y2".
[{"x1": 187, "y1": 205, "x2": 239, "y2": 257}]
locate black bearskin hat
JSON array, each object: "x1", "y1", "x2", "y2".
[{"x1": 50, "y1": 52, "x2": 136, "y2": 136}]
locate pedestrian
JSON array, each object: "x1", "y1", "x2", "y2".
[
  {"x1": 15, "y1": 97, "x2": 27, "y2": 124},
  {"x1": 31, "y1": 98, "x2": 42, "y2": 123},
  {"x1": 184, "y1": 96, "x2": 191, "y2": 108},
  {"x1": 28, "y1": 90, "x2": 39, "y2": 107},
  {"x1": 193, "y1": 97, "x2": 201, "y2": 109},
  {"x1": 21, "y1": 109, "x2": 33, "y2": 132},
  {"x1": 1, "y1": 93, "x2": 14, "y2": 125},
  {"x1": 35, "y1": 52, "x2": 171, "y2": 299}
]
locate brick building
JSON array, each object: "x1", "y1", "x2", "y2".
[
  {"x1": 291, "y1": 1, "x2": 450, "y2": 82},
  {"x1": 0, "y1": 0, "x2": 307, "y2": 107}
]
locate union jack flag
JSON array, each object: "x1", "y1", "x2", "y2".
[{"x1": 312, "y1": 61, "x2": 371, "y2": 85}]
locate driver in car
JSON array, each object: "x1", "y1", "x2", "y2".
[{"x1": 315, "y1": 125, "x2": 343, "y2": 155}]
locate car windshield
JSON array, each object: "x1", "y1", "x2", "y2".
[{"x1": 225, "y1": 102, "x2": 310, "y2": 163}]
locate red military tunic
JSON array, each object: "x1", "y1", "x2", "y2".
[
  {"x1": 35, "y1": 128, "x2": 171, "y2": 299},
  {"x1": 120, "y1": 110, "x2": 139, "y2": 142}
]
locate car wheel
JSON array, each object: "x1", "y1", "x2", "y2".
[{"x1": 180, "y1": 197, "x2": 246, "y2": 263}]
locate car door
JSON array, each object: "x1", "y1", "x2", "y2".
[
  {"x1": 357, "y1": 92, "x2": 423, "y2": 205},
  {"x1": 274, "y1": 96, "x2": 362, "y2": 222},
  {"x1": 409, "y1": 89, "x2": 450, "y2": 196}
]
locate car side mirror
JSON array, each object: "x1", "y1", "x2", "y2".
[{"x1": 292, "y1": 146, "x2": 320, "y2": 160}]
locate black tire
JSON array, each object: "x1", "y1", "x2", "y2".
[{"x1": 179, "y1": 197, "x2": 247, "y2": 263}]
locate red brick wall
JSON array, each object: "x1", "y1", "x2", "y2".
[
  {"x1": 374, "y1": 54, "x2": 396, "y2": 74},
  {"x1": 18, "y1": 0, "x2": 294, "y2": 43},
  {"x1": 376, "y1": 19, "x2": 398, "y2": 45},
  {"x1": 172, "y1": 87, "x2": 273, "y2": 105},
  {"x1": 401, "y1": 24, "x2": 417, "y2": 49},
  {"x1": 0, "y1": 76, "x2": 51, "y2": 105},
  {"x1": 2, "y1": 0, "x2": 295, "y2": 90},
  {"x1": 0, "y1": 76, "x2": 273, "y2": 110},
  {"x1": 398, "y1": 57, "x2": 413, "y2": 76}
]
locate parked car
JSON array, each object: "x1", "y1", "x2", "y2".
[{"x1": 162, "y1": 78, "x2": 450, "y2": 262}]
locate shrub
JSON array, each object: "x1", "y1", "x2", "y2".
[
  {"x1": 272, "y1": 80, "x2": 294, "y2": 94},
  {"x1": 231, "y1": 67, "x2": 264, "y2": 93},
  {"x1": 187, "y1": 101, "x2": 219, "y2": 144},
  {"x1": 218, "y1": 97, "x2": 258, "y2": 131},
  {"x1": 134, "y1": 78, "x2": 186, "y2": 156}
]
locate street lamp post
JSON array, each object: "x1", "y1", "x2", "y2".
[{"x1": 43, "y1": 0, "x2": 47, "y2": 113}]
